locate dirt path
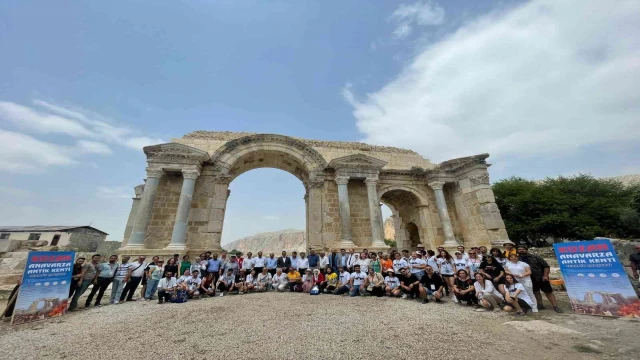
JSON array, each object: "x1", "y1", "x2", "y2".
[{"x1": 1, "y1": 292, "x2": 637, "y2": 359}]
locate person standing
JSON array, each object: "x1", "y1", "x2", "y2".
[
  {"x1": 241, "y1": 252, "x2": 254, "y2": 274},
  {"x1": 289, "y1": 252, "x2": 300, "y2": 271},
  {"x1": 297, "y1": 252, "x2": 309, "y2": 276},
  {"x1": 408, "y1": 252, "x2": 427, "y2": 279},
  {"x1": 69, "y1": 254, "x2": 101, "y2": 311},
  {"x1": 277, "y1": 251, "x2": 291, "y2": 270},
  {"x1": 68, "y1": 257, "x2": 85, "y2": 298},
  {"x1": 253, "y1": 251, "x2": 266, "y2": 274},
  {"x1": 141, "y1": 256, "x2": 160, "y2": 299},
  {"x1": 517, "y1": 245, "x2": 562, "y2": 313},
  {"x1": 347, "y1": 251, "x2": 358, "y2": 272},
  {"x1": 416, "y1": 244, "x2": 427, "y2": 256},
  {"x1": 335, "y1": 249, "x2": 349, "y2": 272},
  {"x1": 110, "y1": 256, "x2": 131, "y2": 304},
  {"x1": 207, "y1": 253, "x2": 222, "y2": 283},
  {"x1": 381, "y1": 254, "x2": 393, "y2": 273},
  {"x1": 329, "y1": 248, "x2": 338, "y2": 273},
  {"x1": 179, "y1": 255, "x2": 191, "y2": 277},
  {"x1": 266, "y1": 253, "x2": 278, "y2": 276},
  {"x1": 453, "y1": 252, "x2": 470, "y2": 276},
  {"x1": 319, "y1": 251, "x2": 330, "y2": 274},
  {"x1": 223, "y1": 255, "x2": 239, "y2": 277},
  {"x1": 157, "y1": 271, "x2": 177, "y2": 304},
  {"x1": 85, "y1": 254, "x2": 118, "y2": 307},
  {"x1": 307, "y1": 249, "x2": 320, "y2": 271},
  {"x1": 370, "y1": 253, "x2": 382, "y2": 274},
  {"x1": 120, "y1": 256, "x2": 147, "y2": 302},
  {"x1": 503, "y1": 242, "x2": 517, "y2": 258},
  {"x1": 467, "y1": 250, "x2": 482, "y2": 277},
  {"x1": 145, "y1": 259, "x2": 164, "y2": 300},
  {"x1": 392, "y1": 253, "x2": 408, "y2": 273}
]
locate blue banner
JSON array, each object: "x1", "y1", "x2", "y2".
[
  {"x1": 554, "y1": 240, "x2": 639, "y2": 317},
  {"x1": 12, "y1": 251, "x2": 75, "y2": 325}
]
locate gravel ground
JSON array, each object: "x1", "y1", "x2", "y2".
[{"x1": 0, "y1": 292, "x2": 634, "y2": 360}]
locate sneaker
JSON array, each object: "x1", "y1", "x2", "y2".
[
  {"x1": 113, "y1": 301, "x2": 119, "y2": 305},
  {"x1": 475, "y1": 308, "x2": 489, "y2": 312},
  {"x1": 219, "y1": 293, "x2": 224, "y2": 297},
  {"x1": 553, "y1": 306, "x2": 563, "y2": 313},
  {"x1": 421, "y1": 299, "x2": 429, "y2": 304},
  {"x1": 452, "y1": 295, "x2": 458, "y2": 303},
  {"x1": 515, "y1": 310, "x2": 525, "y2": 316},
  {"x1": 401, "y1": 294, "x2": 408, "y2": 299},
  {"x1": 435, "y1": 299, "x2": 442, "y2": 303},
  {"x1": 94, "y1": 304, "x2": 102, "y2": 307},
  {"x1": 537, "y1": 304, "x2": 546, "y2": 310}
]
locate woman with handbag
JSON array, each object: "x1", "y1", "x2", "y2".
[{"x1": 364, "y1": 267, "x2": 385, "y2": 297}]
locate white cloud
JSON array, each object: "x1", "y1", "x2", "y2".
[
  {"x1": 96, "y1": 186, "x2": 132, "y2": 199},
  {"x1": 76, "y1": 140, "x2": 113, "y2": 155},
  {"x1": 347, "y1": 0, "x2": 640, "y2": 163},
  {"x1": 390, "y1": 1, "x2": 445, "y2": 39},
  {"x1": 0, "y1": 99, "x2": 165, "y2": 150},
  {"x1": 0, "y1": 130, "x2": 77, "y2": 173}
]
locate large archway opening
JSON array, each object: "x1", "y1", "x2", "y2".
[
  {"x1": 217, "y1": 148, "x2": 314, "y2": 254},
  {"x1": 379, "y1": 187, "x2": 425, "y2": 252},
  {"x1": 221, "y1": 168, "x2": 307, "y2": 254}
]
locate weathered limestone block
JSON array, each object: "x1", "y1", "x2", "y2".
[{"x1": 475, "y1": 188, "x2": 496, "y2": 204}]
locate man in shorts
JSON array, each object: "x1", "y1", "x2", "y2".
[{"x1": 518, "y1": 245, "x2": 562, "y2": 313}]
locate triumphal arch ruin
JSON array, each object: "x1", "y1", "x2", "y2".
[{"x1": 118, "y1": 131, "x2": 509, "y2": 256}]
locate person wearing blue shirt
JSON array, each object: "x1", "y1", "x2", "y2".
[
  {"x1": 266, "y1": 253, "x2": 278, "y2": 276},
  {"x1": 207, "y1": 254, "x2": 222, "y2": 282},
  {"x1": 307, "y1": 249, "x2": 320, "y2": 270}
]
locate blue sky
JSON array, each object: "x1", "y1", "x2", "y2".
[{"x1": 1, "y1": 0, "x2": 638, "y2": 244}]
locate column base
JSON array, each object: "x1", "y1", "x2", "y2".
[
  {"x1": 164, "y1": 243, "x2": 189, "y2": 251},
  {"x1": 118, "y1": 243, "x2": 146, "y2": 251},
  {"x1": 443, "y1": 238, "x2": 460, "y2": 247},
  {"x1": 371, "y1": 240, "x2": 390, "y2": 248},
  {"x1": 339, "y1": 239, "x2": 357, "y2": 248}
]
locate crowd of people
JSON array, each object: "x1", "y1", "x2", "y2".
[{"x1": 62, "y1": 242, "x2": 564, "y2": 316}]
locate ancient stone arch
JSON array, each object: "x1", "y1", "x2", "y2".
[{"x1": 119, "y1": 131, "x2": 510, "y2": 257}]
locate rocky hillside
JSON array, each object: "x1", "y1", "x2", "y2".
[{"x1": 222, "y1": 229, "x2": 306, "y2": 254}]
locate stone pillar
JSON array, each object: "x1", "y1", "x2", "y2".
[
  {"x1": 417, "y1": 205, "x2": 436, "y2": 250},
  {"x1": 335, "y1": 176, "x2": 356, "y2": 247},
  {"x1": 204, "y1": 176, "x2": 231, "y2": 252},
  {"x1": 122, "y1": 184, "x2": 144, "y2": 246},
  {"x1": 123, "y1": 168, "x2": 164, "y2": 249},
  {"x1": 365, "y1": 178, "x2": 388, "y2": 248},
  {"x1": 428, "y1": 181, "x2": 459, "y2": 247},
  {"x1": 307, "y1": 181, "x2": 324, "y2": 250},
  {"x1": 165, "y1": 169, "x2": 200, "y2": 251}
]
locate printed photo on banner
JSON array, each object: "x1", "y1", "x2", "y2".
[
  {"x1": 554, "y1": 240, "x2": 639, "y2": 317},
  {"x1": 12, "y1": 251, "x2": 75, "y2": 325}
]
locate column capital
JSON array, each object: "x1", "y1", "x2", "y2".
[
  {"x1": 335, "y1": 176, "x2": 350, "y2": 185},
  {"x1": 428, "y1": 181, "x2": 446, "y2": 190},
  {"x1": 182, "y1": 169, "x2": 201, "y2": 180},
  {"x1": 364, "y1": 177, "x2": 378, "y2": 186},
  {"x1": 145, "y1": 167, "x2": 164, "y2": 179}
]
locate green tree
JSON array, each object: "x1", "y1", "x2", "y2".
[{"x1": 493, "y1": 174, "x2": 640, "y2": 245}]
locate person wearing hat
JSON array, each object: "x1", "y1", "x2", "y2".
[
  {"x1": 384, "y1": 269, "x2": 401, "y2": 297},
  {"x1": 503, "y1": 241, "x2": 517, "y2": 258},
  {"x1": 216, "y1": 268, "x2": 236, "y2": 297}
]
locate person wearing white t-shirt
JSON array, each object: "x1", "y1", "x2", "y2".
[
  {"x1": 503, "y1": 274, "x2": 533, "y2": 316},
  {"x1": 356, "y1": 254, "x2": 371, "y2": 273},
  {"x1": 473, "y1": 272, "x2": 503, "y2": 311},
  {"x1": 453, "y1": 252, "x2": 470, "y2": 276},
  {"x1": 185, "y1": 270, "x2": 202, "y2": 298},
  {"x1": 244, "y1": 270, "x2": 256, "y2": 293},
  {"x1": 334, "y1": 267, "x2": 351, "y2": 295},
  {"x1": 426, "y1": 251, "x2": 439, "y2": 273},
  {"x1": 349, "y1": 265, "x2": 366, "y2": 297},
  {"x1": 466, "y1": 251, "x2": 482, "y2": 277},
  {"x1": 392, "y1": 253, "x2": 408, "y2": 273},
  {"x1": 156, "y1": 271, "x2": 177, "y2": 304},
  {"x1": 271, "y1": 268, "x2": 288, "y2": 292},
  {"x1": 408, "y1": 252, "x2": 427, "y2": 279},
  {"x1": 504, "y1": 253, "x2": 537, "y2": 312},
  {"x1": 384, "y1": 269, "x2": 401, "y2": 297},
  {"x1": 456, "y1": 246, "x2": 469, "y2": 260},
  {"x1": 437, "y1": 250, "x2": 456, "y2": 296}
]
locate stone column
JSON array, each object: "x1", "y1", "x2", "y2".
[
  {"x1": 307, "y1": 181, "x2": 324, "y2": 249},
  {"x1": 122, "y1": 184, "x2": 144, "y2": 246},
  {"x1": 204, "y1": 176, "x2": 231, "y2": 252},
  {"x1": 123, "y1": 168, "x2": 164, "y2": 249},
  {"x1": 165, "y1": 169, "x2": 200, "y2": 251},
  {"x1": 428, "y1": 181, "x2": 459, "y2": 247},
  {"x1": 335, "y1": 176, "x2": 356, "y2": 247},
  {"x1": 365, "y1": 178, "x2": 388, "y2": 248}
]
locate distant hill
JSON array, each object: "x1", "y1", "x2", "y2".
[{"x1": 222, "y1": 229, "x2": 306, "y2": 254}]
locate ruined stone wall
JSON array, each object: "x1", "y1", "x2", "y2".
[
  {"x1": 444, "y1": 184, "x2": 465, "y2": 243},
  {"x1": 348, "y1": 180, "x2": 372, "y2": 247},
  {"x1": 68, "y1": 228, "x2": 107, "y2": 252},
  {"x1": 146, "y1": 172, "x2": 181, "y2": 249}
]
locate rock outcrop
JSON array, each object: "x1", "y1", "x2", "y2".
[{"x1": 222, "y1": 229, "x2": 306, "y2": 254}]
